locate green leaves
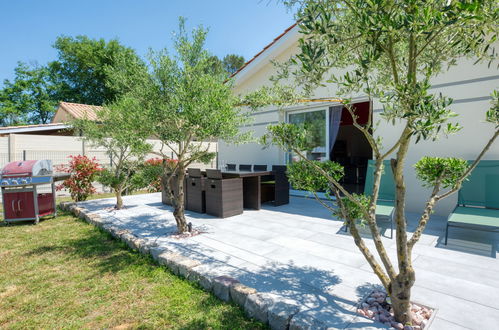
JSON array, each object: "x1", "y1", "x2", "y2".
[
  {"x1": 281, "y1": 0, "x2": 498, "y2": 142},
  {"x1": 0, "y1": 62, "x2": 58, "y2": 125},
  {"x1": 122, "y1": 19, "x2": 252, "y2": 150},
  {"x1": 73, "y1": 94, "x2": 152, "y2": 201},
  {"x1": 286, "y1": 160, "x2": 344, "y2": 193},
  {"x1": 486, "y1": 90, "x2": 499, "y2": 128},
  {"x1": 333, "y1": 194, "x2": 371, "y2": 224},
  {"x1": 50, "y1": 35, "x2": 142, "y2": 105},
  {"x1": 263, "y1": 122, "x2": 319, "y2": 153},
  {"x1": 414, "y1": 156, "x2": 469, "y2": 189}
]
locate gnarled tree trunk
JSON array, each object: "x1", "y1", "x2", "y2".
[
  {"x1": 115, "y1": 184, "x2": 124, "y2": 209},
  {"x1": 170, "y1": 168, "x2": 188, "y2": 233},
  {"x1": 390, "y1": 272, "x2": 415, "y2": 323}
]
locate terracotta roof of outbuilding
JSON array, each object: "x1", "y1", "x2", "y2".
[
  {"x1": 230, "y1": 22, "x2": 298, "y2": 79},
  {"x1": 58, "y1": 102, "x2": 101, "y2": 121}
]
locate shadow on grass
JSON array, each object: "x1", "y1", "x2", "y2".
[
  {"x1": 177, "y1": 308, "x2": 267, "y2": 330},
  {"x1": 22, "y1": 218, "x2": 154, "y2": 274},
  {"x1": 16, "y1": 218, "x2": 267, "y2": 328}
]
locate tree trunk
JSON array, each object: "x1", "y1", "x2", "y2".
[
  {"x1": 115, "y1": 187, "x2": 123, "y2": 210},
  {"x1": 389, "y1": 272, "x2": 415, "y2": 324},
  {"x1": 171, "y1": 168, "x2": 188, "y2": 233},
  {"x1": 391, "y1": 126, "x2": 414, "y2": 324}
]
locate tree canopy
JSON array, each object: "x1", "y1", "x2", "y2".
[
  {"x1": 0, "y1": 62, "x2": 58, "y2": 125},
  {"x1": 73, "y1": 96, "x2": 152, "y2": 209},
  {"x1": 207, "y1": 54, "x2": 245, "y2": 76},
  {"x1": 49, "y1": 35, "x2": 142, "y2": 106},
  {"x1": 103, "y1": 18, "x2": 252, "y2": 232},
  {"x1": 0, "y1": 33, "x2": 245, "y2": 126}
]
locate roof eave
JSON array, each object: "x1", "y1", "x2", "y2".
[
  {"x1": 0, "y1": 124, "x2": 71, "y2": 134},
  {"x1": 232, "y1": 24, "x2": 300, "y2": 88}
]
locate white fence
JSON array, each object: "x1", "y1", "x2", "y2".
[{"x1": 0, "y1": 134, "x2": 218, "y2": 171}]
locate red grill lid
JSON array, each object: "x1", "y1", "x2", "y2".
[{"x1": 1, "y1": 160, "x2": 52, "y2": 177}]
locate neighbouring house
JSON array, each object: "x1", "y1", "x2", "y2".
[
  {"x1": 0, "y1": 102, "x2": 101, "y2": 165},
  {"x1": 219, "y1": 23, "x2": 499, "y2": 216},
  {"x1": 52, "y1": 101, "x2": 100, "y2": 123}
]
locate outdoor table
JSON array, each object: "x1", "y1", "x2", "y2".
[{"x1": 221, "y1": 170, "x2": 273, "y2": 210}]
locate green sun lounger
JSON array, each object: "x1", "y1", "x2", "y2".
[
  {"x1": 445, "y1": 160, "x2": 499, "y2": 245},
  {"x1": 345, "y1": 160, "x2": 395, "y2": 238}
]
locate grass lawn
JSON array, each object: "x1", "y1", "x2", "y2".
[{"x1": 0, "y1": 194, "x2": 266, "y2": 329}]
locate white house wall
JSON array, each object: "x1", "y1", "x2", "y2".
[
  {"x1": 222, "y1": 33, "x2": 499, "y2": 216},
  {"x1": 375, "y1": 59, "x2": 499, "y2": 215}
]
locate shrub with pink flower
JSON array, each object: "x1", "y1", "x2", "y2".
[
  {"x1": 56, "y1": 155, "x2": 102, "y2": 202},
  {"x1": 142, "y1": 158, "x2": 164, "y2": 192}
]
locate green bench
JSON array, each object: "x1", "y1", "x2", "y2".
[
  {"x1": 345, "y1": 160, "x2": 395, "y2": 238},
  {"x1": 445, "y1": 160, "x2": 499, "y2": 245}
]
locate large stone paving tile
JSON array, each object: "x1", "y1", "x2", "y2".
[
  {"x1": 414, "y1": 268, "x2": 499, "y2": 309},
  {"x1": 412, "y1": 285, "x2": 499, "y2": 329},
  {"x1": 413, "y1": 255, "x2": 499, "y2": 287},
  {"x1": 267, "y1": 235, "x2": 367, "y2": 268}
]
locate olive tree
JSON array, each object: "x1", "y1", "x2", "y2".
[
  {"x1": 106, "y1": 19, "x2": 257, "y2": 233},
  {"x1": 263, "y1": 0, "x2": 499, "y2": 324},
  {"x1": 73, "y1": 96, "x2": 152, "y2": 209}
]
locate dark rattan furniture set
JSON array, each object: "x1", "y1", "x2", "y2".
[{"x1": 161, "y1": 165, "x2": 289, "y2": 218}]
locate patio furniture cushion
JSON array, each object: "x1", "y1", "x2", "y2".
[
  {"x1": 239, "y1": 164, "x2": 252, "y2": 171},
  {"x1": 458, "y1": 160, "x2": 499, "y2": 208},
  {"x1": 445, "y1": 160, "x2": 499, "y2": 245},
  {"x1": 187, "y1": 168, "x2": 202, "y2": 178},
  {"x1": 348, "y1": 160, "x2": 395, "y2": 238},
  {"x1": 364, "y1": 160, "x2": 395, "y2": 216},
  {"x1": 364, "y1": 160, "x2": 396, "y2": 201},
  {"x1": 375, "y1": 200, "x2": 395, "y2": 217},
  {"x1": 206, "y1": 169, "x2": 223, "y2": 179},
  {"x1": 448, "y1": 206, "x2": 499, "y2": 228},
  {"x1": 253, "y1": 165, "x2": 267, "y2": 171}
]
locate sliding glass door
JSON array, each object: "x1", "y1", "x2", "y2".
[{"x1": 287, "y1": 109, "x2": 328, "y2": 162}]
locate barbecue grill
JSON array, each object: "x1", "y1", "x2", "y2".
[{"x1": 1, "y1": 160, "x2": 56, "y2": 224}]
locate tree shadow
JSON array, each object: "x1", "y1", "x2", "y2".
[
  {"x1": 161, "y1": 238, "x2": 377, "y2": 328},
  {"x1": 23, "y1": 222, "x2": 154, "y2": 274}
]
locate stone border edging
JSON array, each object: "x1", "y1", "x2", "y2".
[{"x1": 60, "y1": 201, "x2": 315, "y2": 330}]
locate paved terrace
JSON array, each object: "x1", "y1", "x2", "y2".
[{"x1": 78, "y1": 193, "x2": 499, "y2": 329}]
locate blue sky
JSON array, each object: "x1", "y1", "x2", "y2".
[{"x1": 0, "y1": 0, "x2": 295, "y2": 82}]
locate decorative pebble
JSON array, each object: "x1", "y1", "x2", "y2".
[
  {"x1": 358, "y1": 290, "x2": 433, "y2": 329},
  {"x1": 391, "y1": 322, "x2": 404, "y2": 330}
]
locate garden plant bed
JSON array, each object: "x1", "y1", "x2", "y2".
[{"x1": 357, "y1": 290, "x2": 436, "y2": 329}]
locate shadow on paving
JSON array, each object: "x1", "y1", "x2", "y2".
[
  {"x1": 163, "y1": 238, "x2": 382, "y2": 327},
  {"x1": 435, "y1": 232, "x2": 498, "y2": 258}
]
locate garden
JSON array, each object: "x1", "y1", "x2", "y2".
[
  {"x1": 0, "y1": 196, "x2": 265, "y2": 329},
  {"x1": 1, "y1": 1, "x2": 498, "y2": 329}
]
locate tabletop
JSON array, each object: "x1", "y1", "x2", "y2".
[{"x1": 220, "y1": 170, "x2": 273, "y2": 178}]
